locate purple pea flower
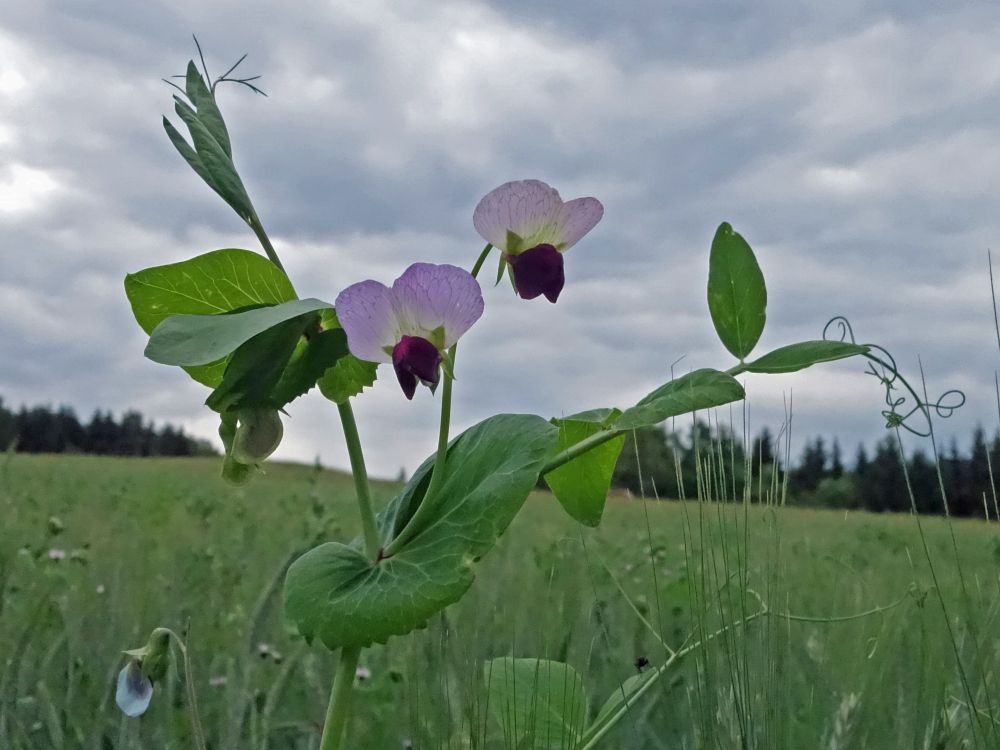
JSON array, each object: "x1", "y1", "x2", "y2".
[
  {"x1": 335, "y1": 263, "x2": 485, "y2": 400},
  {"x1": 473, "y1": 179, "x2": 603, "y2": 303}
]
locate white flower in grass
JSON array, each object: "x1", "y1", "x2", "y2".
[{"x1": 116, "y1": 660, "x2": 154, "y2": 717}]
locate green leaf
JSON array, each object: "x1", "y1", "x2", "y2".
[
  {"x1": 124, "y1": 249, "x2": 296, "y2": 387},
  {"x1": 284, "y1": 414, "x2": 559, "y2": 649},
  {"x1": 163, "y1": 118, "x2": 215, "y2": 190},
  {"x1": 744, "y1": 340, "x2": 870, "y2": 374},
  {"x1": 270, "y1": 329, "x2": 351, "y2": 407},
  {"x1": 144, "y1": 298, "x2": 332, "y2": 367},
  {"x1": 205, "y1": 315, "x2": 312, "y2": 412},
  {"x1": 544, "y1": 408, "x2": 625, "y2": 527},
  {"x1": 184, "y1": 61, "x2": 232, "y2": 157},
  {"x1": 616, "y1": 369, "x2": 745, "y2": 430},
  {"x1": 707, "y1": 222, "x2": 767, "y2": 360},
  {"x1": 173, "y1": 97, "x2": 254, "y2": 221},
  {"x1": 583, "y1": 670, "x2": 659, "y2": 745},
  {"x1": 315, "y1": 309, "x2": 379, "y2": 403},
  {"x1": 484, "y1": 658, "x2": 588, "y2": 750}
]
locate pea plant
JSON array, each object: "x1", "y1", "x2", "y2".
[{"x1": 115, "y1": 50, "x2": 877, "y2": 749}]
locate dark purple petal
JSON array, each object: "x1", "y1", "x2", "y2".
[
  {"x1": 507, "y1": 244, "x2": 565, "y2": 303},
  {"x1": 392, "y1": 336, "x2": 442, "y2": 399}
]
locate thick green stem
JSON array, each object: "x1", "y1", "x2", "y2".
[
  {"x1": 318, "y1": 647, "x2": 361, "y2": 750},
  {"x1": 337, "y1": 401, "x2": 381, "y2": 559},
  {"x1": 382, "y1": 367, "x2": 454, "y2": 557}
]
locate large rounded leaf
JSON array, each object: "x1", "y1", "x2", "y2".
[
  {"x1": 284, "y1": 414, "x2": 559, "y2": 649},
  {"x1": 124, "y1": 249, "x2": 296, "y2": 386}
]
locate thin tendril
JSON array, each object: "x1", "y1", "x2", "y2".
[
  {"x1": 163, "y1": 39, "x2": 268, "y2": 98},
  {"x1": 823, "y1": 315, "x2": 965, "y2": 437}
]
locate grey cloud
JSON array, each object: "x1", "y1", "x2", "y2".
[{"x1": 1, "y1": 0, "x2": 998, "y2": 477}]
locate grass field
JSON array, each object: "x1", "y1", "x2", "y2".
[{"x1": 2, "y1": 452, "x2": 998, "y2": 749}]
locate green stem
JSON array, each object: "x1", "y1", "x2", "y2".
[
  {"x1": 541, "y1": 362, "x2": 751, "y2": 475},
  {"x1": 378, "y1": 245, "x2": 487, "y2": 558},
  {"x1": 248, "y1": 211, "x2": 287, "y2": 275},
  {"x1": 162, "y1": 628, "x2": 207, "y2": 750},
  {"x1": 337, "y1": 401, "x2": 380, "y2": 559},
  {"x1": 470, "y1": 243, "x2": 493, "y2": 278},
  {"x1": 318, "y1": 647, "x2": 361, "y2": 750},
  {"x1": 382, "y1": 366, "x2": 454, "y2": 557}
]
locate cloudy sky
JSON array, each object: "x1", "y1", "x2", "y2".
[{"x1": 2, "y1": 1, "x2": 998, "y2": 477}]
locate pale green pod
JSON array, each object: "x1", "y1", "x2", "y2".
[{"x1": 231, "y1": 408, "x2": 283, "y2": 465}]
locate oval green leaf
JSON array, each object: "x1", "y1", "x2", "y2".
[
  {"x1": 707, "y1": 222, "x2": 767, "y2": 360},
  {"x1": 616, "y1": 369, "x2": 745, "y2": 430},
  {"x1": 145, "y1": 297, "x2": 333, "y2": 367},
  {"x1": 284, "y1": 414, "x2": 559, "y2": 650},
  {"x1": 124, "y1": 249, "x2": 297, "y2": 386},
  {"x1": 744, "y1": 340, "x2": 870, "y2": 374}
]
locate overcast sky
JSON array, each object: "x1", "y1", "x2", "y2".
[{"x1": 2, "y1": 1, "x2": 999, "y2": 477}]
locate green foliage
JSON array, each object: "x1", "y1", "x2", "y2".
[
  {"x1": 484, "y1": 657, "x2": 588, "y2": 749},
  {"x1": 205, "y1": 314, "x2": 317, "y2": 413},
  {"x1": 124, "y1": 248, "x2": 296, "y2": 387},
  {"x1": 316, "y1": 310, "x2": 379, "y2": 404},
  {"x1": 144, "y1": 298, "x2": 333, "y2": 367},
  {"x1": 745, "y1": 340, "x2": 870, "y2": 374},
  {"x1": 284, "y1": 414, "x2": 559, "y2": 649},
  {"x1": 582, "y1": 670, "x2": 658, "y2": 746},
  {"x1": 616, "y1": 369, "x2": 745, "y2": 430},
  {"x1": 163, "y1": 62, "x2": 255, "y2": 222},
  {"x1": 707, "y1": 222, "x2": 766, "y2": 360},
  {"x1": 4, "y1": 453, "x2": 997, "y2": 748},
  {"x1": 545, "y1": 409, "x2": 625, "y2": 526},
  {"x1": 271, "y1": 329, "x2": 351, "y2": 407}
]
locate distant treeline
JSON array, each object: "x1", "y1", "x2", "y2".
[
  {"x1": 612, "y1": 421, "x2": 1000, "y2": 518},
  {"x1": 0, "y1": 397, "x2": 216, "y2": 457}
]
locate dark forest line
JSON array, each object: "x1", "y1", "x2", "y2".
[
  {"x1": 0, "y1": 397, "x2": 215, "y2": 458},
  {"x1": 612, "y1": 422, "x2": 1000, "y2": 517},
  {"x1": 5, "y1": 397, "x2": 996, "y2": 516}
]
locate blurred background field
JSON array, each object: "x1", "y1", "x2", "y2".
[{"x1": 2, "y1": 451, "x2": 998, "y2": 749}]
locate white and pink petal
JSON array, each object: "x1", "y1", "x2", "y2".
[
  {"x1": 334, "y1": 280, "x2": 399, "y2": 363},
  {"x1": 391, "y1": 263, "x2": 484, "y2": 348},
  {"x1": 552, "y1": 196, "x2": 603, "y2": 250},
  {"x1": 473, "y1": 179, "x2": 563, "y2": 252}
]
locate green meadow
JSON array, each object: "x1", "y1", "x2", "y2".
[{"x1": 2, "y1": 452, "x2": 998, "y2": 749}]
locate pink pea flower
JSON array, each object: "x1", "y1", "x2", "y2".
[
  {"x1": 47, "y1": 548, "x2": 66, "y2": 561},
  {"x1": 355, "y1": 665, "x2": 372, "y2": 681},
  {"x1": 335, "y1": 263, "x2": 484, "y2": 399},
  {"x1": 473, "y1": 179, "x2": 603, "y2": 303}
]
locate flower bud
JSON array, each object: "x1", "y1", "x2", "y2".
[{"x1": 231, "y1": 408, "x2": 283, "y2": 465}]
